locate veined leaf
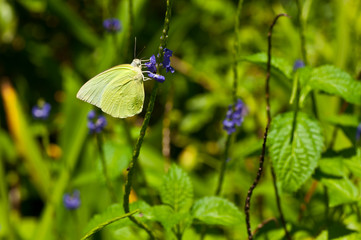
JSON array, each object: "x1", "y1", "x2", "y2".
[
  {"x1": 191, "y1": 196, "x2": 243, "y2": 226},
  {"x1": 160, "y1": 164, "x2": 193, "y2": 212},
  {"x1": 268, "y1": 112, "x2": 324, "y2": 192},
  {"x1": 150, "y1": 205, "x2": 191, "y2": 232},
  {"x1": 322, "y1": 177, "x2": 360, "y2": 207},
  {"x1": 81, "y1": 204, "x2": 138, "y2": 240},
  {"x1": 300, "y1": 65, "x2": 361, "y2": 105}
]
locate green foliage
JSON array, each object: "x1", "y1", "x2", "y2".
[
  {"x1": 243, "y1": 52, "x2": 293, "y2": 89},
  {"x1": 1, "y1": 0, "x2": 361, "y2": 239},
  {"x1": 192, "y1": 196, "x2": 243, "y2": 226},
  {"x1": 160, "y1": 164, "x2": 193, "y2": 213},
  {"x1": 81, "y1": 206, "x2": 139, "y2": 240},
  {"x1": 300, "y1": 65, "x2": 361, "y2": 105},
  {"x1": 268, "y1": 112, "x2": 324, "y2": 192}
]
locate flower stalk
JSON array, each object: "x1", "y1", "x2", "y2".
[{"x1": 122, "y1": 0, "x2": 174, "y2": 238}]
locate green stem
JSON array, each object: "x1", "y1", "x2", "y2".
[
  {"x1": 290, "y1": 73, "x2": 300, "y2": 144},
  {"x1": 96, "y1": 134, "x2": 118, "y2": 203},
  {"x1": 122, "y1": 1, "x2": 174, "y2": 238},
  {"x1": 215, "y1": 134, "x2": 232, "y2": 196},
  {"x1": 123, "y1": 82, "x2": 159, "y2": 239},
  {"x1": 296, "y1": 0, "x2": 318, "y2": 118},
  {"x1": 270, "y1": 167, "x2": 291, "y2": 240}
]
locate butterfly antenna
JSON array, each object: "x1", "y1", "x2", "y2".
[
  {"x1": 137, "y1": 46, "x2": 146, "y2": 58},
  {"x1": 134, "y1": 37, "x2": 137, "y2": 59}
]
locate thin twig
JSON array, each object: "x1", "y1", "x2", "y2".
[
  {"x1": 123, "y1": 0, "x2": 174, "y2": 239},
  {"x1": 244, "y1": 13, "x2": 288, "y2": 240},
  {"x1": 296, "y1": 0, "x2": 318, "y2": 118},
  {"x1": 271, "y1": 167, "x2": 291, "y2": 240}
]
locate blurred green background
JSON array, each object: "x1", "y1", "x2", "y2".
[{"x1": 1, "y1": 0, "x2": 361, "y2": 239}]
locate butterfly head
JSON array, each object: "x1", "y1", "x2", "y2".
[{"x1": 131, "y1": 59, "x2": 142, "y2": 69}]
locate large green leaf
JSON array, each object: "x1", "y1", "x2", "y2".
[
  {"x1": 150, "y1": 205, "x2": 191, "y2": 232},
  {"x1": 322, "y1": 177, "x2": 360, "y2": 207},
  {"x1": 191, "y1": 196, "x2": 243, "y2": 226},
  {"x1": 160, "y1": 164, "x2": 193, "y2": 212},
  {"x1": 268, "y1": 112, "x2": 324, "y2": 192},
  {"x1": 300, "y1": 65, "x2": 361, "y2": 105},
  {"x1": 81, "y1": 204, "x2": 139, "y2": 240}
]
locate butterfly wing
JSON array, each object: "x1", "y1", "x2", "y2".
[
  {"x1": 100, "y1": 70, "x2": 144, "y2": 118},
  {"x1": 76, "y1": 64, "x2": 135, "y2": 108}
]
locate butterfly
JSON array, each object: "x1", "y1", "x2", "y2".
[{"x1": 77, "y1": 59, "x2": 145, "y2": 118}]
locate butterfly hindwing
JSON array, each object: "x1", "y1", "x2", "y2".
[{"x1": 100, "y1": 68, "x2": 144, "y2": 118}]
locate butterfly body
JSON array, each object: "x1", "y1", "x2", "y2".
[{"x1": 77, "y1": 59, "x2": 145, "y2": 118}]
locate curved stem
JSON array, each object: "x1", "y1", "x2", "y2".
[
  {"x1": 271, "y1": 167, "x2": 291, "y2": 240},
  {"x1": 244, "y1": 13, "x2": 288, "y2": 240}
]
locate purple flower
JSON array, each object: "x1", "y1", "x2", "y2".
[
  {"x1": 87, "y1": 111, "x2": 107, "y2": 134},
  {"x1": 162, "y1": 48, "x2": 175, "y2": 73},
  {"x1": 145, "y1": 55, "x2": 157, "y2": 73},
  {"x1": 356, "y1": 123, "x2": 361, "y2": 141},
  {"x1": 103, "y1": 18, "x2": 122, "y2": 33},
  {"x1": 32, "y1": 102, "x2": 51, "y2": 120},
  {"x1": 148, "y1": 72, "x2": 165, "y2": 83},
  {"x1": 223, "y1": 99, "x2": 246, "y2": 135},
  {"x1": 293, "y1": 60, "x2": 305, "y2": 71},
  {"x1": 87, "y1": 110, "x2": 96, "y2": 120},
  {"x1": 63, "y1": 190, "x2": 80, "y2": 210}
]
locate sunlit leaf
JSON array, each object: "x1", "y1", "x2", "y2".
[
  {"x1": 160, "y1": 164, "x2": 193, "y2": 213},
  {"x1": 268, "y1": 112, "x2": 324, "y2": 192},
  {"x1": 300, "y1": 65, "x2": 361, "y2": 105},
  {"x1": 192, "y1": 196, "x2": 243, "y2": 226}
]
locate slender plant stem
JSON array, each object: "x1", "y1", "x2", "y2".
[
  {"x1": 270, "y1": 167, "x2": 291, "y2": 240},
  {"x1": 214, "y1": 0, "x2": 244, "y2": 197},
  {"x1": 162, "y1": 84, "x2": 174, "y2": 172},
  {"x1": 96, "y1": 134, "x2": 118, "y2": 203},
  {"x1": 244, "y1": 13, "x2": 288, "y2": 240},
  {"x1": 296, "y1": 0, "x2": 318, "y2": 118},
  {"x1": 215, "y1": 134, "x2": 232, "y2": 196},
  {"x1": 123, "y1": 83, "x2": 159, "y2": 239},
  {"x1": 123, "y1": 1, "x2": 174, "y2": 239}
]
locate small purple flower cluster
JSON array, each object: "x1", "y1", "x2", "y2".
[
  {"x1": 32, "y1": 102, "x2": 51, "y2": 120},
  {"x1": 145, "y1": 48, "x2": 175, "y2": 83},
  {"x1": 223, "y1": 99, "x2": 246, "y2": 135},
  {"x1": 293, "y1": 59, "x2": 305, "y2": 71},
  {"x1": 63, "y1": 190, "x2": 80, "y2": 210},
  {"x1": 356, "y1": 123, "x2": 361, "y2": 141},
  {"x1": 87, "y1": 110, "x2": 107, "y2": 134},
  {"x1": 103, "y1": 18, "x2": 122, "y2": 33}
]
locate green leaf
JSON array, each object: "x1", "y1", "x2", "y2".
[
  {"x1": 81, "y1": 204, "x2": 138, "y2": 240},
  {"x1": 150, "y1": 205, "x2": 190, "y2": 231},
  {"x1": 191, "y1": 196, "x2": 243, "y2": 226},
  {"x1": 268, "y1": 112, "x2": 324, "y2": 192},
  {"x1": 160, "y1": 164, "x2": 193, "y2": 212},
  {"x1": 322, "y1": 177, "x2": 360, "y2": 207},
  {"x1": 300, "y1": 65, "x2": 361, "y2": 105},
  {"x1": 243, "y1": 52, "x2": 293, "y2": 89}
]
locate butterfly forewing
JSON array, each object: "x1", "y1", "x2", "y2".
[
  {"x1": 76, "y1": 64, "x2": 135, "y2": 108},
  {"x1": 77, "y1": 62, "x2": 145, "y2": 118}
]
